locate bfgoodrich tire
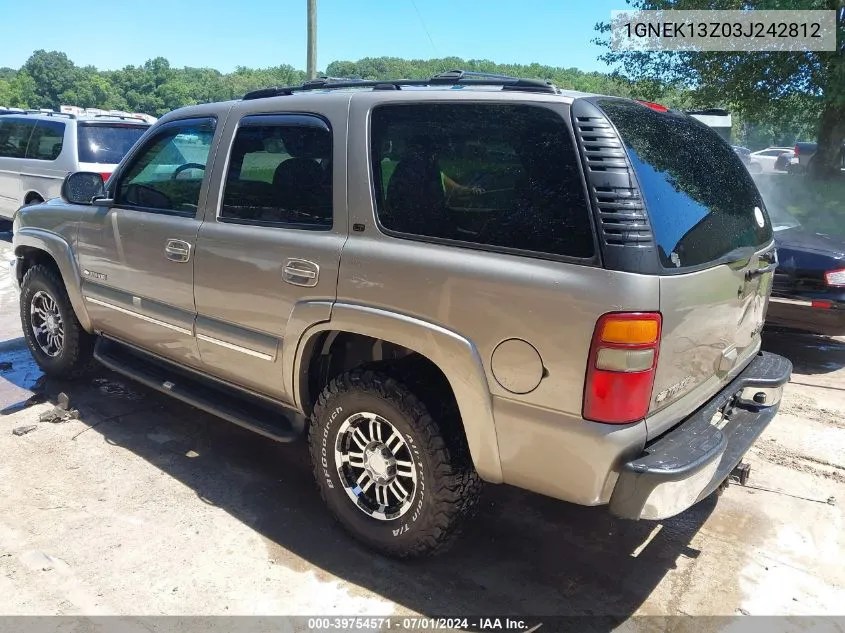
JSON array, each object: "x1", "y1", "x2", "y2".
[
  {"x1": 20, "y1": 265, "x2": 96, "y2": 379},
  {"x1": 308, "y1": 369, "x2": 481, "y2": 558}
]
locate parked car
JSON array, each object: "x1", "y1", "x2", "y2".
[
  {"x1": 792, "y1": 140, "x2": 845, "y2": 174},
  {"x1": 10, "y1": 71, "x2": 792, "y2": 558},
  {"x1": 766, "y1": 205, "x2": 845, "y2": 336},
  {"x1": 773, "y1": 150, "x2": 795, "y2": 172},
  {"x1": 0, "y1": 110, "x2": 151, "y2": 222},
  {"x1": 749, "y1": 147, "x2": 793, "y2": 174}
]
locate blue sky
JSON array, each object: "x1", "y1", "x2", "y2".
[{"x1": 0, "y1": 0, "x2": 619, "y2": 73}]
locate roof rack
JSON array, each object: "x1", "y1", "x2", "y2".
[
  {"x1": 242, "y1": 69, "x2": 558, "y2": 100},
  {"x1": 91, "y1": 113, "x2": 148, "y2": 122},
  {"x1": 23, "y1": 109, "x2": 77, "y2": 119}
]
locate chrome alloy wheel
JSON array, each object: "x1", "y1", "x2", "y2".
[
  {"x1": 335, "y1": 412, "x2": 418, "y2": 521},
  {"x1": 30, "y1": 290, "x2": 64, "y2": 357}
]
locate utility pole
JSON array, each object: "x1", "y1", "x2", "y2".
[{"x1": 307, "y1": 0, "x2": 317, "y2": 79}]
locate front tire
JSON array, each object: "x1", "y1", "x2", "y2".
[
  {"x1": 308, "y1": 369, "x2": 481, "y2": 558},
  {"x1": 20, "y1": 265, "x2": 96, "y2": 378}
]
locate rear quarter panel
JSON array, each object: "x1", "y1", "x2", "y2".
[{"x1": 341, "y1": 91, "x2": 660, "y2": 502}]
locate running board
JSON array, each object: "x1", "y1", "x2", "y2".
[{"x1": 94, "y1": 337, "x2": 301, "y2": 443}]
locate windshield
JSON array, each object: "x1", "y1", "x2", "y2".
[
  {"x1": 599, "y1": 99, "x2": 773, "y2": 269},
  {"x1": 77, "y1": 123, "x2": 148, "y2": 164}
]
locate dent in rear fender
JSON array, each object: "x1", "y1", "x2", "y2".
[
  {"x1": 13, "y1": 227, "x2": 92, "y2": 332},
  {"x1": 290, "y1": 302, "x2": 503, "y2": 484}
]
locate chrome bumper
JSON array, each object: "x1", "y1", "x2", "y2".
[{"x1": 609, "y1": 352, "x2": 792, "y2": 521}]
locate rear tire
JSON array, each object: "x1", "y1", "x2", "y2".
[
  {"x1": 308, "y1": 369, "x2": 481, "y2": 558},
  {"x1": 20, "y1": 265, "x2": 96, "y2": 379}
]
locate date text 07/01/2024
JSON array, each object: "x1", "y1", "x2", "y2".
[{"x1": 306, "y1": 617, "x2": 537, "y2": 631}]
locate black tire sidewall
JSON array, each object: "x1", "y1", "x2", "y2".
[
  {"x1": 20, "y1": 269, "x2": 82, "y2": 375},
  {"x1": 312, "y1": 387, "x2": 437, "y2": 553}
]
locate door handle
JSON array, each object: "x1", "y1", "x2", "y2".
[
  {"x1": 746, "y1": 252, "x2": 779, "y2": 281},
  {"x1": 744, "y1": 248, "x2": 778, "y2": 281},
  {"x1": 165, "y1": 239, "x2": 192, "y2": 263},
  {"x1": 745, "y1": 262, "x2": 778, "y2": 281},
  {"x1": 283, "y1": 258, "x2": 319, "y2": 287}
]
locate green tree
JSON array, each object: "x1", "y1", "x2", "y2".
[
  {"x1": 0, "y1": 79, "x2": 11, "y2": 106},
  {"x1": 596, "y1": 0, "x2": 845, "y2": 178},
  {"x1": 21, "y1": 50, "x2": 80, "y2": 110},
  {"x1": 0, "y1": 73, "x2": 37, "y2": 108}
]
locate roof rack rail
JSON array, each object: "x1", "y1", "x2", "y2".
[
  {"x1": 23, "y1": 109, "x2": 76, "y2": 119},
  {"x1": 91, "y1": 113, "x2": 147, "y2": 122},
  {"x1": 242, "y1": 69, "x2": 558, "y2": 100}
]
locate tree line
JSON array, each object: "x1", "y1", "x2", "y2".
[
  {"x1": 0, "y1": 49, "x2": 821, "y2": 156},
  {"x1": 0, "y1": 51, "x2": 307, "y2": 116}
]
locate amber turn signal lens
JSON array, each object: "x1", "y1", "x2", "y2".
[{"x1": 600, "y1": 319, "x2": 659, "y2": 345}]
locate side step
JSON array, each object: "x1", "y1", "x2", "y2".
[{"x1": 94, "y1": 337, "x2": 302, "y2": 443}]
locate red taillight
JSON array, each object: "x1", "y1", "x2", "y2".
[
  {"x1": 793, "y1": 144, "x2": 800, "y2": 156},
  {"x1": 637, "y1": 100, "x2": 669, "y2": 112},
  {"x1": 99, "y1": 172, "x2": 112, "y2": 182},
  {"x1": 824, "y1": 268, "x2": 845, "y2": 287},
  {"x1": 812, "y1": 300, "x2": 833, "y2": 309},
  {"x1": 583, "y1": 312, "x2": 662, "y2": 424}
]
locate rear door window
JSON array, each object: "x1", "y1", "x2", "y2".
[
  {"x1": 26, "y1": 120, "x2": 65, "y2": 160},
  {"x1": 220, "y1": 115, "x2": 333, "y2": 228},
  {"x1": 77, "y1": 123, "x2": 148, "y2": 164},
  {"x1": 370, "y1": 103, "x2": 594, "y2": 259},
  {"x1": 0, "y1": 118, "x2": 36, "y2": 158},
  {"x1": 598, "y1": 99, "x2": 772, "y2": 269}
]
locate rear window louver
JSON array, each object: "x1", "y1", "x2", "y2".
[{"x1": 573, "y1": 113, "x2": 653, "y2": 249}]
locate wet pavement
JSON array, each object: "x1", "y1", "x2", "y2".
[{"x1": 0, "y1": 229, "x2": 844, "y2": 623}]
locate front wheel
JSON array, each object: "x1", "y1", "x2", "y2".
[
  {"x1": 308, "y1": 369, "x2": 481, "y2": 558},
  {"x1": 20, "y1": 265, "x2": 96, "y2": 378}
]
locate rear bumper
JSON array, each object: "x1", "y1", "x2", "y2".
[{"x1": 609, "y1": 351, "x2": 792, "y2": 521}]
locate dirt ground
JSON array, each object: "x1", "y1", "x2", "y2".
[{"x1": 1, "y1": 228, "x2": 844, "y2": 625}]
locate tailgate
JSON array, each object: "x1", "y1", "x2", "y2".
[
  {"x1": 648, "y1": 248, "x2": 776, "y2": 438},
  {"x1": 587, "y1": 98, "x2": 777, "y2": 439}
]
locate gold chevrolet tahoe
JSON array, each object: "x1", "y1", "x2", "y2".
[{"x1": 11, "y1": 71, "x2": 792, "y2": 558}]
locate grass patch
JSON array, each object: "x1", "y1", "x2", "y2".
[{"x1": 753, "y1": 173, "x2": 845, "y2": 236}]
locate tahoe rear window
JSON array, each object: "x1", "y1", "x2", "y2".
[
  {"x1": 77, "y1": 123, "x2": 148, "y2": 164},
  {"x1": 598, "y1": 99, "x2": 772, "y2": 270}
]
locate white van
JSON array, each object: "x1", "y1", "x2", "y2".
[{"x1": 0, "y1": 111, "x2": 150, "y2": 221}]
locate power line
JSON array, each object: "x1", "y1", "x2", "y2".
[{"x1": 409, "y1": 0, "x2": 439, "y2": 57}]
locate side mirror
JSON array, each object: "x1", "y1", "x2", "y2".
[{"x1": 61, "y1": 172, "x2": 107, "y2": 206}]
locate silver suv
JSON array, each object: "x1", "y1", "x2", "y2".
[
  {"x1": 0, "y1": 110, "x2": 150, "y2": 221},
  {"x1": 11, "y1": 71, "x2": 792, "y2": 558}
]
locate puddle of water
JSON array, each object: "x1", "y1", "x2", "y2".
[{"x1": 92, "y1": 377, "x2": 145, "y2": 401}]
